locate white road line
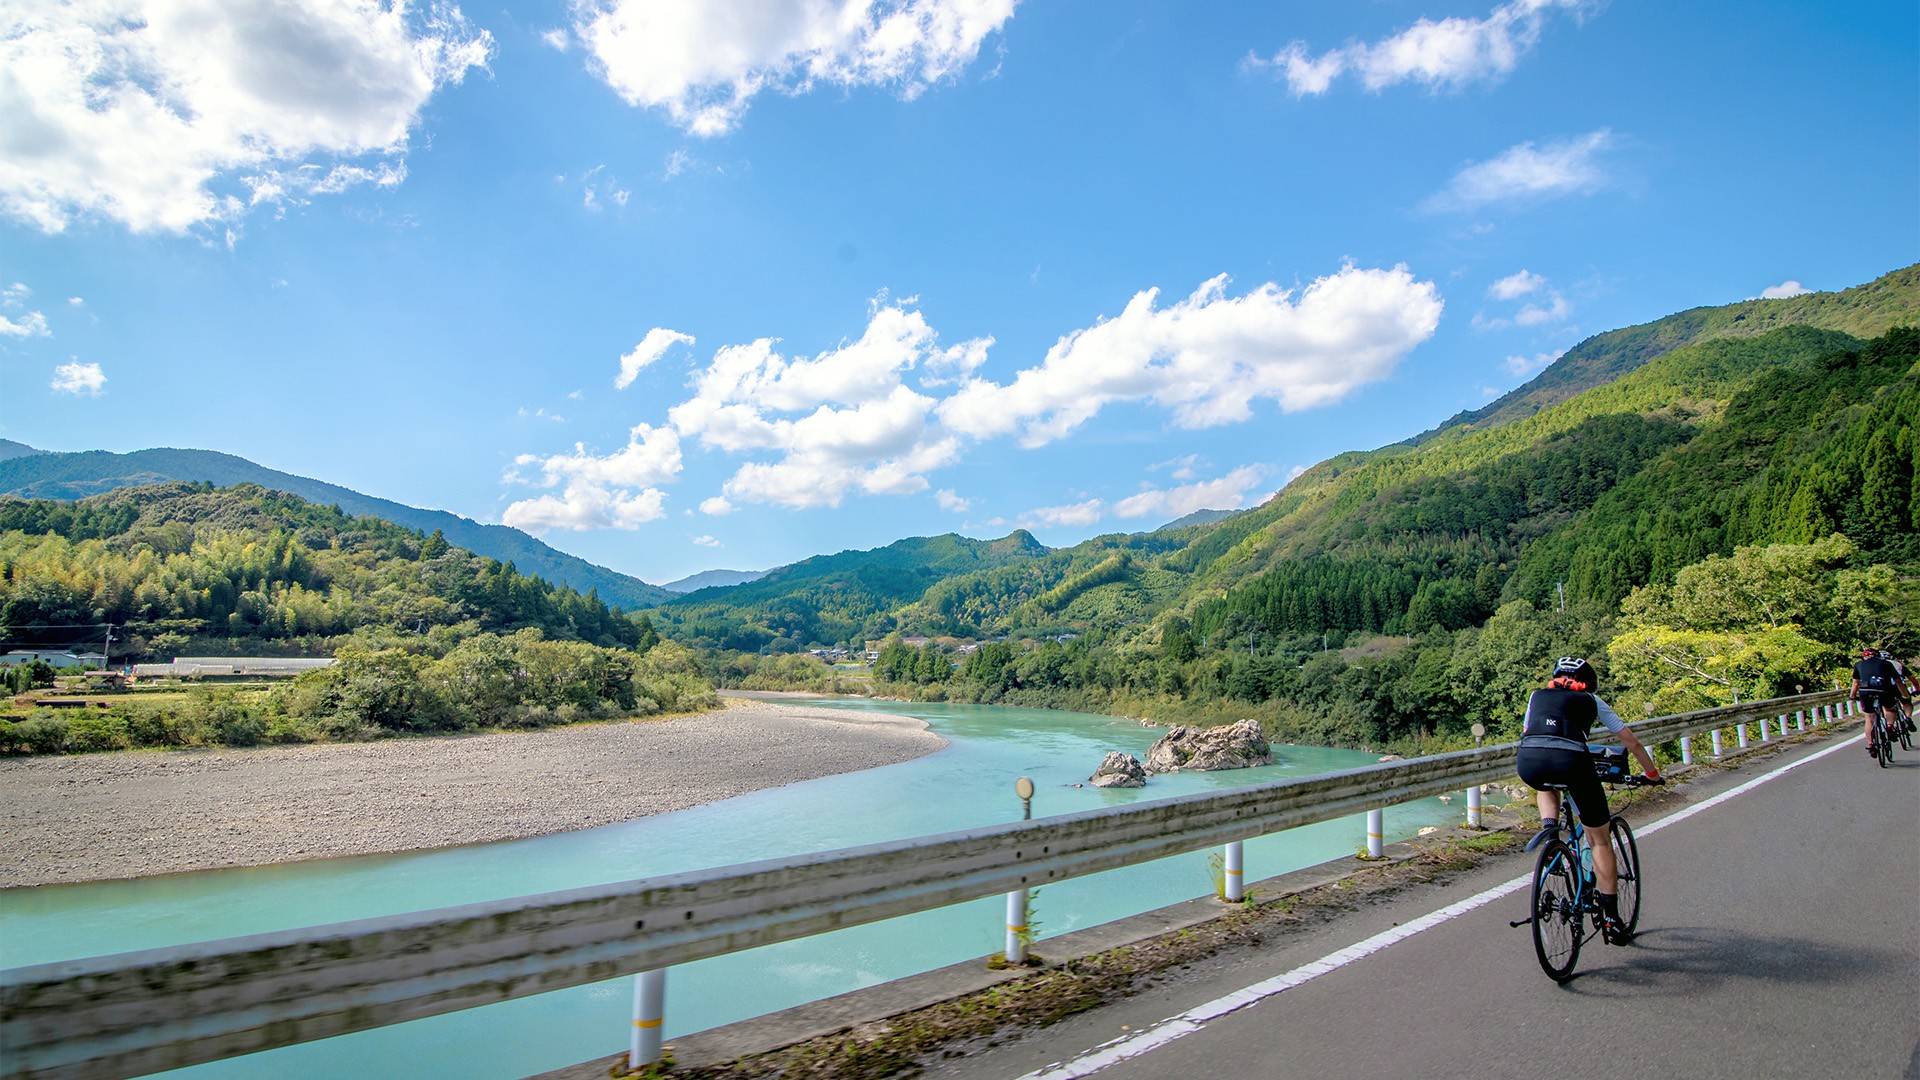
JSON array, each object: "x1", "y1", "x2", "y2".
[{"x1": 1015, "y1": 735, "x2": 1864, "y2": 1080}]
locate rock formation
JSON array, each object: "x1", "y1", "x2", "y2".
[
  {"x1": 1089, "y1": 751, "x2": 1148, "y2": 788},
  {"x1": 1142, "y1": 719, "x2": 1274, "y2": 774}
]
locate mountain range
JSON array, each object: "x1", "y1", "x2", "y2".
[
  {"x1": 0, "y1": 446, "x2": 672, "y2": 610},
  {"x1": 6, "y1": 263, "x2": 1915, "y2": 649}
]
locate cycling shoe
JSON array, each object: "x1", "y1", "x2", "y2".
[{"x1": 1600, "y1": 916, "x2": 1631, "y2": 946}]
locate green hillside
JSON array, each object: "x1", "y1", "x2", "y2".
[
  {"x1": 0, "y1": 483, "x2": 658, "y2": 655},
  {"x1": 1419, "y1": 263, "x2": 1920, "y2": 440},
  {"x1": 655, "y1": 530, "x2": 1052, "y2": 650},
  {"x1": 0, "y1": 447, "x2": 671, "y2": 610}
]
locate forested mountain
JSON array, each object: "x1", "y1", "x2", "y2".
[
  {"x1": 1418, "y1": 263, "x2": 1920, "y2": 441},
  {"x1": 654, "y1": 530, "x2": 1050, "y2": 651},
  {"x1": 0, "y1": 446, "x2": 670, "y2": 610},
  {"x1": 0, "y1": 483, "x2": 658, "y2": 655}
]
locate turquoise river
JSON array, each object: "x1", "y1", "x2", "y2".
[{"x1": 1, "y1": 696, "x2": 1490, "y2": 1078}]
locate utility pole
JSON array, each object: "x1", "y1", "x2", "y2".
[
  {"x1": 101, "y1": 624, "x2": 114, "y2": 672},
  {"x1": 1556, "y1": 582, "x2": 1566, "y2": 613}
]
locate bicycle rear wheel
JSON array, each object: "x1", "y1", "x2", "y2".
[
  {"x1": 1530, "y1": 841, "x2": 1582, "y2": 982},
  {"x1": 1879, "y1": 715, "x2": 1894, "y2": 767},
  {"x1": 1901, "y1": 716, "x2": 1914, "y2": 753}
]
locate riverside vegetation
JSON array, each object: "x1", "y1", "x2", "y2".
[
  {"x1": 3, "y1": 267, "x2": 1917, "y2": 758},
  {"x1": 0, "y1": 484, "x2": 713, "y2": 754}
]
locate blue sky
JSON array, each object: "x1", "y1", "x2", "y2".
[{"x1": 2, "y1": 0, "x2": 1915, "y2": 586}]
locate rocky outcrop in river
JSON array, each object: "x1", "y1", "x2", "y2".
[
  {"x1": 1142, "y1": 719, "x2": 1274, "y2": 774},
  {"x1": 1088, "y1": 751, "x2": 1148, "y2": 788}
]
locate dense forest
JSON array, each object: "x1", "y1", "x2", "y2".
[{"x1": 0, "y1": 483, "x2": 658, "y2": 655}]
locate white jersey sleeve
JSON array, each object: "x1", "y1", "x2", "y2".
[{"x1": 1591, "y1": 695, "x2": 1628, "y2": 735}]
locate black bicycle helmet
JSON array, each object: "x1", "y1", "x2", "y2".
[{"x1": 1551, "y1": 656, "x2": 1596, "y2": 689}]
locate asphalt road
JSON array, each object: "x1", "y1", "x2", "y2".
[{"x1": 928, "y1": 733, "x2": 1920, "y2": 1080}]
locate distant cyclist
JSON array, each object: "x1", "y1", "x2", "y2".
[
  {"x1": 1853, "y1": 647, "x2": 1910, "y2": 754},
  {"x1": 1515, "y1": 657, "x2": 1661, "y2": 945},
  {"x1": 1877, "y1": 649, "x2": 1916, "y2": 734}
]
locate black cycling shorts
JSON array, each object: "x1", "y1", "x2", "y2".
[{"x1": 1515, "y1": 745, "x2": 1610, "y2": 828}]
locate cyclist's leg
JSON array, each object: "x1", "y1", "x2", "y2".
[
  {"x1": 1863, "y1": 697, "x2": 1881, "y2": 751},
  {"x1": 1586, "y1": 819, "x2": 1618, "y2": 894}
]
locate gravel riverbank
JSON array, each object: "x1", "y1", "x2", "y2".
[{"x1": 0, "y1": 696, "x2": 942, "y2": 888}]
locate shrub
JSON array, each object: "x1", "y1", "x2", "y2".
[{"x1": 64, "y1": 712, "x2": 133, "y2": 752}]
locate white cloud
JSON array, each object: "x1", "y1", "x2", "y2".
[
  {"x1": 1503, "y1": 348, "x2": 1564, "y2": 377},
  {"x1": 1112, "y1": 465, "x2": 1267, "y2": 521},
  {"x1": 1427, "y1": 129, "x2": 1612, "y2": 212},
  {"x1": 506, "y1": 262, "x2": 1443, "y2": 526},
  {"x1": 1760, "y1": 280, "x2": 1811, "y2": 299},
  {"x1": 1487, "y1": 269, "x2": 1545, "y2": 299},
  {"x1": 1025, "y1": 499, "x2": 1104, "y2": 528},
  {"x1": 1253, "y1": 0, "x2": 1592, "y2": 97},
  {"x1": 571, "y1": 0, "x2": 1018, "y2": 136},
  {"x1": 501, "y1": 482, "x2": 666, "y2": 532},
  {"x1": 938, "y1": 265, "x2": 1442, "y2": 446},
  {"x1": 66, "y1": 296, "x2": 83, "y2": 306},
  {"x1": 51, "y1": 360, "x2": 105, "y2": 395},
  {"x1": 1512, "y1": 294, "x2": 1570, "y2": 326},
  {"x1": 693, "y1": 534, "x2": 721, "y2": 547},
  {"x1": 541, "y1": 27, "x2": 571, "y2": 51},
  {"x1": 617, "y1": 328, "x2": 697, "y2": 389},
  {"x1": 1476, "y1": 270, "x2": 1571, "y2": 329},
  {"x1": 935, "y1": 488, "x2": 970, "y2": 512},
  {"x1": 0, "y1": 0, "x2": 492, "y2": 234},
  {"x1": 664, "y1": 149, "x2": 693, "y2": 179},
  {"x1": 0, "y1": 312, "x2": 50, "y2": 338},
  {"x1": 699, "y1": 495, "x2": 735, "y2": 515},
  {"x1": 582, "y1": 164, "x2": 631, "y2": 211}
]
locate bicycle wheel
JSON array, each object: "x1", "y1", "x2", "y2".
[
  {"x1": 1901, "y1": 715, "x2": 1914, "y2": 753},
  {"x1": 1608, "y1": 816, "x2": 1641, "y2": 937},
  {"x1": 1530, "y1": 841, "x2": 1583, "y2": 982},
  {"x1": 1878, "y1": 719, "x2": 1893, "y2": 768}
]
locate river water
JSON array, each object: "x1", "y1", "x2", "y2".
[{"x1": 2, "y1": 697, "x2": 1483, "y2": 1078}]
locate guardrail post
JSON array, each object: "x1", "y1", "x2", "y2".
[
  {"x1": 629, "y1": 968, "x2": 667, "y2": 1069},
  {"x1": 1737, "y1": 723, "x2": 1748, "y2": 748},
  {"x1": 1759, "y1": 717, "x2": 1770, "y2": 742},
  {"x1": 1223, "y1": 840, "x2": 1244, "y2": 902},
  {"x1": 1005, "y1": 888, "x2": 1029, "y2": 964},
  {"x1": 1679, "y1": 735, "x2": 1693, "y2": 765},
  {"x1": 1366, "y1": 808, "x2": 1384, "y2": 859},
  {"x1": 1794, "y1": 709, "x2": 1805, "y2": 732},
  {"x1": 1776, "y1": 714, "x2": 1787, "y2": 738},
  {"x1": 1711, "y1": 728, "x2": 1724, "y2": 758},
  {"x1": 1466, "y1": 785, "x2": 1482, "y2": 828}
]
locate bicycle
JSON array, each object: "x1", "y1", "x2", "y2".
[
  {"x1": 1510, "y1": 748, "x2": 1660, "y2": 982},
  {"x1": 1864, "y1": 698, "x2": 1910, "y2": 767}
]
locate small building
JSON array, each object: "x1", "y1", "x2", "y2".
[
  {"x1": 1, "y1": 649, "x2": 108, "y2": 669},
  {"x1": 129, "y1": 657, "x2": 335, "y2": 679}
]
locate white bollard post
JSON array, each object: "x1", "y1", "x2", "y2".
[
  {"x1": 1795, "y1": 709, "x2": 1805, "y2": 733},
  {"x1": 1778, "y1": 714, "x2": 1788, "y2": 738},
  {"x1": 1759, "y1": 717, "x2": 1770, "y2": 742},
  {"x1": 1711, "y1": 728, "x2": 1724, "y2": 758},
  {"x1": 1366, "y1": 808, "x2": 1384, "y2": 859},
  {"x1": 630, "y1": 969, "x2": 667, "y2": 1070},
  {"x1": 1224, "y1": 840, "x2": 1244, "y2": 902},
  {"x1": 1680, "y1": 735, "x2": 1693, "y2": 765},
  {"x1": 1737, "y1": 723, "x2": 1749, "y2": 749},
  {"x1": 1005, "y1": 888, "x2": 1029, "y2": 964},
  {"x1": 1466, "y1": 785, "x2": 1483, "y2": 828}
]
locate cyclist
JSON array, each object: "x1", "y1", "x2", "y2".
[
  {"x1": 1515, "y1": 657, "x2": 1661, "y2": 945},
  {"x1": 1877, "y1": 649, "x2": 1916, "y2": 735},
  {"x1": 1852, "y1": 647, "x2": 1909, "y2": 754}
]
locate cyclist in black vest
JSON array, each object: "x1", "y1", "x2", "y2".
[
  {"x1": 1876, "y1": 649, "x2": 1916, "y2": 735},
  {"x1": 1852, "y1": 647, "x2": 1909, "y2": 755},
  {"x1": 1515, "y1": 657, "x2": 1661, "y2": 945}
]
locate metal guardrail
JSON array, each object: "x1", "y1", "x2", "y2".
[{"x1": 0, "y1": 690, "x2": 1852, "y2": 1079}]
